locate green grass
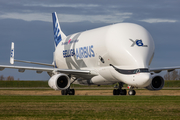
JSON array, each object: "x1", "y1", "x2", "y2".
[
  {"x1": 0, "y1": 81, "x2": 49, "y2": 87},
  {"x1": 0, "y1": 96, "x2": 179, "y2": 120},
  {"x1": 164, "y1": 80, "x2": 180, "y2": 87},
  {"x1": 0, "y1": 80, "x2": 180, "y2": 88},
  {"x1": 0, "y1": 80, "x2": 116, "y2": 88}
]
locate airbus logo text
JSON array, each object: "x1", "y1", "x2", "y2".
[{"x1": 63, "y1": 45, "x2": 95, "y2": 59}]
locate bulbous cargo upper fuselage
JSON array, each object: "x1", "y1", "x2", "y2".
[
  {"x1": 55, "y1": 23, "x2": 155, "y2": 70},
  {"x1": 106, "y1": 23, "x2": 155, "y2": 69}
]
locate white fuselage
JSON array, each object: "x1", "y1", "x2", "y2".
[{"x1": 54, "y1": 23, "x2": 155, "y2": 87}]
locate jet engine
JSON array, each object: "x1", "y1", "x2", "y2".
[
  {"x1": 48, "y1": 74, "x2": 70, "y2": 90},
  {"x1": 145, "y1": 76, "x2": 164, "y2": 90}
]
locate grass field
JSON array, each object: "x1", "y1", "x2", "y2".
[
  {"x1": 0, "y1": 80, "x2": 180, "y2": 88},
  {"x1": 0, "y1": 95, "x2": 180, "y2": 120}
]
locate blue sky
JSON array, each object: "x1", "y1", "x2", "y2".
[{"x1": 0, "y1": 0, "x2": 180, "y2": 80}]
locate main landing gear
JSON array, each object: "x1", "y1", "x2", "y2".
[
  {"x1": 61, "y1": 88, "x2": 75, "y2": 95},
  {"x1": 61, "y1": 76, "x2": 76, "y2": 95},
  {"x1": 113, "y1": 82, "x2": 136, "y2": 96},
  {"x1": 113, "y1": 82, "x2": 127, "y2": 95}
]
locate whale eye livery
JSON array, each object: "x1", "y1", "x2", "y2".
[{"x1": 0, "y1": 12, "x2": 179, "y2": 96}]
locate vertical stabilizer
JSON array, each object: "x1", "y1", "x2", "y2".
[{"x1": 52, "y1": 12, "x2": 66, "y2": 47}]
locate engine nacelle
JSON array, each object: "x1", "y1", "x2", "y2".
[
  {"x1": 145, "y1": 75, "x2": 164, "y2": 90},
  {"x1": 48, "y1": 74, "x2": 70, "y2": 90}
]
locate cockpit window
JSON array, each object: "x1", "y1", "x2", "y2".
[
  {"x1": 116, "y1": 69, "x2": 138, "y2": 74},
  {"x1": 115, "y1": 68, "x2": 149, "y2": 74},
  {"x1": 110, "y1": 64, "x2": 149, "y2": 75},
  {"x1": 140, "y1": 68, "x2": 149, "y2": 73}
]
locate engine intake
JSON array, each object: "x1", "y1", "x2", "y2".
[
  {"x1": 145, "y1": 76, "x2": 164, "y2": 90},
  {"x1": 48, "y1": 74, "x2": 70, "y2": 90}
]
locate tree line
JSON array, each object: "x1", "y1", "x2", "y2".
[
  {"x1": 164, "y1": 70, "x2": 180, "y2": 80},
  {"x1": 0, "y1": 75, "x2": 20, "y2": 81}
]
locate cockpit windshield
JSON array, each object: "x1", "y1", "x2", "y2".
[
  {"x1": 115, "y1": 68, "x2": 149, "y2": 74},
  {"x1": 110, "y1": 64, "x2": 149, "y2": 75}
]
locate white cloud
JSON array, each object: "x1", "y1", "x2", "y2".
[
  {"x1": 0, "y1": 13, "x2": 51, "y2": 22},
  {"x1": 58, "y1": 12, "x2": 132, "y2": 23},
  {"x1": 24, "y1": 4, "x2": 99, "y2": 8},
  {"x1": 140, "y1": 18, "x2": 178, "y2": 23},
  {"x1": 0, "y1": 12, "x2": 132, "y2": 23}
]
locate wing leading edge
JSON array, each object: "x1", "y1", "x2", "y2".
[
  {"x1": 150, "y1": 66, "x2": 180, "y2": 73},
  {"x1": 0, "y1": 65, "x2": 97, "y2": 76}
]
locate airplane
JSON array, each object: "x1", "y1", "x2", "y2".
[{"x1": 0, "y1": 12, "x2": 179, "y2": 95}]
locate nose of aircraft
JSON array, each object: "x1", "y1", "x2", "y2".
[{"x1": 134, "y1": 73, "x2": 152, "y2": 87}]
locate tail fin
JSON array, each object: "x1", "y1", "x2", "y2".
[{"x1": 52, "y1": 12, "x2": 66, "y2": 46}]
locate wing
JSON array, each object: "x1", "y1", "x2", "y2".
[
  {"x1": 0, "y1": 65, "x2": 97, "y2": 76},
  {"x1": 3, "y1": 42, "x2": 97, "y2": 76},
  {"x1": 150, "y1": 66, "x2": 180, "y2": 73}
]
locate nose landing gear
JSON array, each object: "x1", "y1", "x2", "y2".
[
  {"x1": 127, "y1": 85, "x2": 136, "y2": 95},
  {"x1": 128, "y1": 89, "x2": 136, "y2": 95}
]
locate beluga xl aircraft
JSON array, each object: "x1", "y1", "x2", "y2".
[{"x1": 0, "y1": 12, "x2": 179, "y2": 95}]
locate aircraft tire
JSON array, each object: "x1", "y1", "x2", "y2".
[
  {"x1": 61, "y1": 90, "x2": 68, "y2": 95},
  {"x1": 113, "y1": 89, "x2": 119, "y2": 95},
  {"x1": 120, "y1": 89, "x2": 127, "y2": 95},
  {"x1": 69, "y1": 89, "x2": 75, "y2": 95},
  {"x1": 128, "y1": 90, "x2": 136, "y2": 95},
  {"x1": 113, "y1": 89, "x2": 116, "y2": 95},
  {"x1": 61, "y1": 90, "x2": 65, "y2": 95}
]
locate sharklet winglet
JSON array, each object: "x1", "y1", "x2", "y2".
[{"x1": 10, "y1": 42, "x2": 14, "y2": 64}]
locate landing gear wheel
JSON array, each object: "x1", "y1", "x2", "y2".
[
  {"x1": 113, "y1": 82, "x2": 128, "y2": 96},
  {"x1": 61, "y1": 90, "x2": 64, "y2": 95},
  {"x1": 128, "y1": 90, "x2": 136, "y2": 95},
  {"x1": 113, "y1": 89, "x2": 119, "y2": 95},
  {"x1": 61, "y1": 89, "x2": 75, "y2": 95},
  {"x1": 120, "y1": 89, "x2": 127, "y2": 95},
  {"x1": 61, "y1": 90, "x2": 67, "y2": 95},
  {"x1": 69, "y1": 89, "x2": 75, "y2": 95},
  {"x1": 113, "y1": 89, "x2": 116, "y2": 95}
]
